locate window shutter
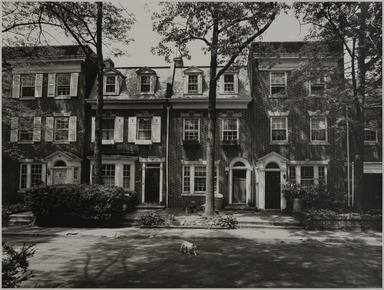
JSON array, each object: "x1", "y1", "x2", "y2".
[
  {"x1": 10, "y1": 117, "x2": 18, "y2": 142},
  {"x1": 33, "y1": 117, "x2": 42, "y2": 142},
  {"x1": 219, "y1": 75, "x2": 224, "y2": 94},
  {"x1": 198, "y1": 74, "x2": 203, "y2": 94},
  {"x1": 70, "y1": 73, "x2": 79, "y2": 97},
  {"x1": 128, "y1": 117, "x2": 137, "y2": 142},
  {"x1": 91, "y1": 117, "x2": 95, "y2": 142},
  {"x1": 152, "y1": 116, "x2": 161, "y2": 143},
  {"x1": 68, "y1": 116, "x2": 77, "y2": 142},
  {"x1": 47, "y1": 73, "x2": 56, "y2": 97},
  {"x1": 114, "y1": 116, "x2": 124, "y2": 143},
  {"x1": 150, "y1": 75, "x2": 156, "y2": 94},
  {"x1": 12, "y1": 75, "x2": 20, "y2": 98},
  {"x1": 234, "y1": 73, "x2": 239, "y2": 94},
  {"x1": 115, "y1": 76, "x2": 120, "y2": 94},
  {"x1": 183, "y1": 74, "x2": 188, "y2": 94},
  {"x1": 45, "y1": 117, "x2": 54, "y2": 141},
  {"x1": 35, "y1": 74, "x2": 43, "y2": 98}
]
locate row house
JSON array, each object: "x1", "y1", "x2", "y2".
[
  {"x1": 3, "y1": 42, "x2": 382, "y2": 211},
  {"x1": 2, "y1": 46, "x2": 97, "y2": 203}
]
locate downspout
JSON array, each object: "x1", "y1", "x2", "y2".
[{"x1": 346, "y1": 106, "x2": 351, "y2": 206}]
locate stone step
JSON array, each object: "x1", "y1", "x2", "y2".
[{"x1": 8, "y1": 211, "x2": 34, "y2": 226}]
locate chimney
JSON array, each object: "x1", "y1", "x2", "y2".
[{"x1": 173, "y1": 57, "x2": 184, "y2": 68}]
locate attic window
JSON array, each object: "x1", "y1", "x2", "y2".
[{"x1": 104, "y1": 75, "x2": 119, "y2": 95}]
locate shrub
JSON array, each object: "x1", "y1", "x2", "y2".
[
  {"x1": 25, "y1": 184, "x2": 126, "y2": 226},
  {"x1": 2, "y1": 242, "x2": 35, "y2": 288},
  {"x1": 123, "y1": 191, "x2": 139, "y2": 213},
  {"x1": 282, "y1": 183, "x2": 307, "y2": 200},
  {"x1": 2, "y1": 203, "x2": 29, "y2": 227},
  {"x1": 139, "y1": 212, "x2": 165, "y2": 227},
  {"x1": 216, "y1": 215, "x2": 238, "y2": 229}
]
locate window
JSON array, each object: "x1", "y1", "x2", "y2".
[
  {"x1": 123, "y1": 165, "x2": 131, "y2": 189},
  {"x1": 222, "y1": 119, "x2": 238, "y2": 140},
  {"x1": 182, "y1": 164, "x2": 218, "y2": 194},
  {"x1": 140, "y1": 76, "x2": 151, "y2": 93},
  {"x1": 102, "y1": 118, "x2": 115, "y2": 140},
  {"x1": 19, "y1": 163, "x2": 44, "y2": 190},
  {"x1": 21, "y1": 74, "x2": 35, "y2": 97},
  {"x1": 364, "y1": 121, "x2": 378, "y2": 143},
  {"x1": 137, "y1": 118, "x2": 152, "y2": 140},
  {"x1": 56, "y1": 73, "x2": 71, "y2": 96},
  {"x1": 310, "y1": 117, "x2": 328, "y2": 143},
  {"x1": 319, "y1": 166, "x2": 326, "y2": 184},
  {"x1": 106, "y1": 76, "x2": 117, "y2": 93},
  {"x1": 188, "y1": 75, "x2": 198, "y2": 93},
  {"x1": 54, "y1": 117, "x2": 69, "y2": 141},
  {"x1": 102, "y1": 164, "x2": 115, "y2": 186},
  {"x1": 19, "y1": 117, "x2": 34, "y2": 142},
  {"x1": 310, "y1": 75, "x2": 325, "y2": 95},
  {"x1": 183, "y1": 119, "x2": 200, "y2": 141},
  {"x1": 223, "y1": 74, "x2": 234, "y2": 92},
  {"x1": 301, "y1": 166, "x2": 314, "y2": 186},
  {"x1": 288, "y1": 166, "x2": 296, "y2": 183},
  {"x1": 270, "y1": 72, "x2": 286, "y2": 96},
  {"x1": 271, "y1": 117, "x2": 288, "y2": 142}
]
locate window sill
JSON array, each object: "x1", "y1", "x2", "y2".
[
  {"x1": 181, "y1": 193, "x2": 206, "y2": 197},
  {"x1": 135, "y1": 140, "x2": 153, "y2": 145},
  {"x1": 104, "y1": 92, "x2": 118, "y2": 96},
  {"x1": 268, "y1": 95, "x2": 287, "y2": 99},
  {"x1": 270, "y1": 141, "x2": 289, "y2": 145},
  {"x1": 18, "y1": 141, "x2": 34, "y2": 145},
  {"x1": 17, "y1": 190, "x2": 26, "y2": 194},
  {"x1": 364, "y1": 141, "x2": 379, "y2": 146},
  {"x1": 53, "y1": 141, "x2": 70, "y2": 144},
  {"x1": 310, "y1": 142, "x2": 329, "y2": 145},
  {"x1": 19, "y1": 97, "x2": 36, "y2": 100},
  {"x1": 102, "y1": 140, "x2": 115, "y2": 145},
  {"x1": 184, "y1": 92, "x2": 203, "y2": 95},
  {"x1": 222, "y1": 92, "x2": 239, "y2": 95},
  {"x1": 139, "y1": 92, "x2": 155, "y2": 95},
  {"x1": 54, "y1": 96, "x2": 72, "y2": 100}
]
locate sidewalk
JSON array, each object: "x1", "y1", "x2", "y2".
[{"x1": 3, "y1": 224, "x2": 382, "y2": 246}]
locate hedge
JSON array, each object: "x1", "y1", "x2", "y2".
[{"x1": 25, "y1": 184, "x2": 127, "y2": 227}]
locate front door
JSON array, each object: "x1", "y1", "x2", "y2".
[
  {"x1": 53, "y1": 169, "x2": 67, "y2": 184},
  {"x1": 145, "y1": 165, "x2": 160, "y2": 203},
  {"x1": 265, "y1": 171, "x2": 280, "y2": 209},
  {"x1": 232, "y1": 169, "x2": 247, "y2": 203},
  {"x1": 363, "y1": 173, "x2": 382, "y2": 210}
]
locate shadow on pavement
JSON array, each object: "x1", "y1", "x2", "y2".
[{"x1": 21, "y1": 236, "x2": 382, "y2": 288}]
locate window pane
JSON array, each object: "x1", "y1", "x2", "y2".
[
  {"x1": 21, "y1": 74, "x2": 35, "y2": 97},
  {"x1": 141, "y1": 76, "x2": 151, "y2": 92},
  {"x1": 271, "y1": 118, "x2": 287, "y2": 141},
  {"x1": 319, "y1": 166, "x2": 326, "y2": 184},
  {"x1": 31, "y1": 164, "x2": 42, "y2": 187},
  {"x1": 311, "y1": 118, "x2": 327, "y2": 141},
  {"x1": 137, "y1": 118, "x2": 152, "y2": 140},
  {"x1": 188, "y1": 75, "x2": 198, "y2": 92},
  {"x1": 123, "y1": 165, "x2": 131, "y2": 188},
  {"x1": 183, "y1": 166, "x2": 191, "y2": 192},
  {"x1": 224, "y1": 74, "x2": 234, "y2": 92},
  {"x1": 223, "y1": 119, "x2": 238, "y2": 140},
  {"x1": 106, "y1": 76, "x2": 116, "y2": 93},
  {"x1": 55, "y1": 117, "x2": 69, "y2": 141},
  {"x1": 102, "y1": 164, "x2": 115, "y2": 186},
  {"x1": 364, "y1": 129, "x2": 377, "y2": 141},
  {"x1": 194, "y1": 166, "x2": 206, "y2": 192},
  {"x1": 57, "y1": 73, "x2": 71, "y2": 96},
  {"x1": 301, "y1": 166, "x2": 314, "y2": 185},
  {"x1": 289, "y1": 166, "x2": 296, "y2": 183},
  {"x1": 102, "y1": 118, "x2": 115, "y2": 140},
  {"x1": 19, "y1": 117, "x2": 34, "y2": 142},
  {"x1": 20, "y1": 164, "x2": 27, "y2": 189},
  {"x1": 184, "y1": 119, "x2": 199, "y2": 140}
]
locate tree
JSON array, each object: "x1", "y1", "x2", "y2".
[
  {"x1": 152, "y1": 2, "x2": 285, "y2": 215},
  {"x1": 2, "y1": 2, "x2": 135, "y2": 183},
  {"x1": 294, "y1": 2, "x2": 382, "y2": 211}
]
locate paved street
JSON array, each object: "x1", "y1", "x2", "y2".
[{"x1": 3, "y1": 228, "x2": 382, "y2": 288}]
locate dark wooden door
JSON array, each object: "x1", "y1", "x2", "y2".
[
  {"x1": 363, "y1": 173, "x2": 382, "y2": 210},
  {"x1": 145, "y1": 167, "x2": 160, "y2": 202},
  {"x1": 265, "y1": 171, "x2": 281, "y2": 209}
]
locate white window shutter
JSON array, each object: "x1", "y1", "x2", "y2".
[
  {"x1": 152, "y1": 116, "x2": 161, "y2": 143},
  {"x1": 128, "y1": 117, "x2": 137, "y2": 142},
  {"x1": 68, "y1": 116, "x2": 77, "y2": 142},
  {"x1": 70, "y1": 73, "x2": 79, "y2": 97},
  {"x1": 234, "y1": 73, "x2": 239, "y2": 93},
  {"x1": 33, "y1": 117, "x2": 42, "y2": 142},
  {"x1": 184, "y1": 74, "x2": 188, "y2": 94},
  {"x1": 114, "y1": 117, "x2": 124, "y2": 143},
  {"x1": 10, "y1": 117, "x2": 19, "y2": 142},
  {"x1": 198, "y1": 74, "x2": 203, "y2": 94},
  {"x1": 150, "y1": 75, "x2": 156, "y2": 94},
  {"x1": 12, "y1": 75, "x2": 20, "y2": 98},
  {"x1": 91, "y1": 117, "x2": 95, "y2": 142},
  {"x1": 47, "y1": 73, "x2": 56, "y2": 97},
  {"x1": 35, "y1": 74, "x2": 43, "y2": 98},
  {"x1": 219, "y1": 75, "x2": 224, "y2": 94},
  {"x1": 45, "y1": 117, "x2": 54, "y2": 142},
  {"x1": 115, "y1": 76, "x2": 120, "y2": 94}
]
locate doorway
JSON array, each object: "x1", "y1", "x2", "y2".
[
  {"x1": 265, "y1": 171, "x2": 281, "y2": 209},
  {"x1": 53, "y1": 160, "x2": 67, "y2": 184},
  {"x1": 145, "y1": 164, "x2": 160, "y2": 203},
  {"x1": 232, "y1": 169, "x2": 247, "y2": 203}
]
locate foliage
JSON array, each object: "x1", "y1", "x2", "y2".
[
  {"x1": 2, "y1": 242, "x2": 35, "y2": 288},
  {"x1": 216, "y1": 215, "x2": 238, "y2": 229},
  {"x1": 304, "y1": 209, "x2": 382, "y2": 221},
  {"x1": 2, "y1": 203, "x2": 30, "y2": 227},
  {"x1": 139, "y1": 212, "x2": 165, "y2": 227},
  {"x1": 123, "y1": 191, "x2": 139, "y2": 213},
  {"x1": 25, "y1": 184, "x2": 126, "y2": 226},
  {"x1": 282, "y1": 183, "x2": 307, "y2": 200}
]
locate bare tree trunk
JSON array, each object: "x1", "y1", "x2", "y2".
[
  {"x1": 353, "y1": 2, "x2": 369, "y2": 212},
  {"x1": 204, "y1": 14, "x2": 219, "y2": 217},
  {"x1": 93, "y1": 2, "x2": 103, "y2": 184}
]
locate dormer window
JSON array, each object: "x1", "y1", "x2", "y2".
[
  {"x1": 136, "y1": 67, "x2": 157, "y2": 94},
  {"x1": 140, "y1": 76, "x2": 151, "y2": 93},
  {"x1": 184, "y1": 67, "x2": 203, "y2": 95},
  {"x1": 106, "y1": 76, "x2": 117, "y2": 93},
  {"x1": 220, "y1": 71, "x2": 239, "y2": 94}
]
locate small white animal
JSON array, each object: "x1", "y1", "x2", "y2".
[{"x1": 180, "y1": 240, "x2": 197, "y2": 255}]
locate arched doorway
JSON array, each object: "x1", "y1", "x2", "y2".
[
  {"x1": 265, "y1": 162, "x2": 281, "y2": 209},
  {"x1": 229, "y1": 158, "x2": 252, "y2": 205},
  {"x1": 53, "y1": 160, "x2": 67, "y2": 184}
]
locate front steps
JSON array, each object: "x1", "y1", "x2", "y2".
[{"x1": 8, "y1": 211, "x2": 34, "y2": 226}]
